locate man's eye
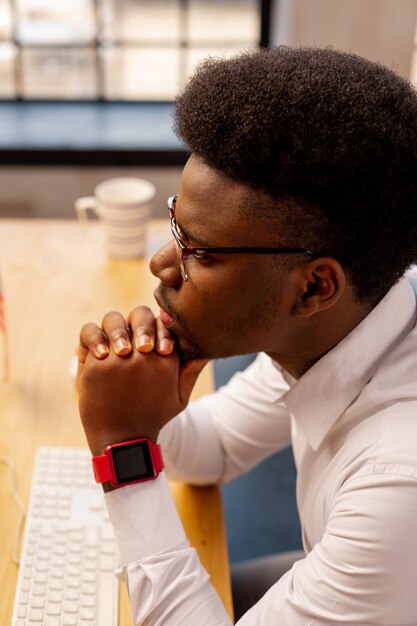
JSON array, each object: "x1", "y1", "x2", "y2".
[{"x1": 194, "y1": 249, "x2": 207, "y2": 259}]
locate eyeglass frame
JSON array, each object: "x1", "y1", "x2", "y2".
[{"x1": 168, "y1": 195, "x2": 319, "y2": 281}]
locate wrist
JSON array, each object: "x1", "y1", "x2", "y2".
[
  {"x1": 87, "y1": 430, "x2": 160, "y2": 459},
  {"x1": 102, "y1": 481, "x2": 118, "y2": 493}
]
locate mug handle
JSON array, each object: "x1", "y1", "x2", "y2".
[{"x1": 75, "y1": 196, "x2": 97, "y2": 221}]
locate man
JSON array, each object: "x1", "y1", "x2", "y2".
[{"x1": 77, "y1": 47, "x2": 417, "y2": 624}]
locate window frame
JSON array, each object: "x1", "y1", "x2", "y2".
[{"x1": 1, "y1": 0, "x2": 272, "y2": 102}]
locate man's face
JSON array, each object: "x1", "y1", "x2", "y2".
[{"x1": 150, "y1": 155, "x2": 301, "y2": 360}]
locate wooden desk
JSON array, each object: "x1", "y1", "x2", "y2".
[{"x1": 0, "y1": 219, "x2": 233, "y2": 624}]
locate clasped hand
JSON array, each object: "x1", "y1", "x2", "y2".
[{"x1": 77, "y1": 306, "x2": 208, "y2": 456}]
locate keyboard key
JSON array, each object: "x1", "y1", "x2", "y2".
[
  {"x1": 37, "y1": 548, "x2": 51, "y2": 561},
  {"x1": 47, "y1": 590, "x2": 62, "y2": 603},
  {"x1": 53, "y1": 544, "x2": 66, "y2": 556},
  {"x1": 30, "y1": 596, "x2": 45, "y2": 609},
  {"x1": 85, "y1": 547, "x2": 98, "y2": 559},
  {"x1": 46, "y1": 603, "x2": 61, "y2": 616},
  {"x1": 64, "y1": 588, "x2": 79, "y2": 601},
  {"x1": 63, "y1": 601, "x2": 78, "y2": 614},
  {"x1": 49, "y1": 578, "x2": 63, "y2": 591},
  {"x1": 19, "y1": 592, "x2": 29, "y2": 605},
  {"x1": 65, "y1": 576, "x2": 80, "y2": 588},
  {"x1": 66, "y1": 565, "x2": 81, "y2": 577},
  {"x1": 32, "y1": 584, "x2": 47, "y2": 596},
  {"x1": 81, "y1": 583, "x2": 96, "y2": 596},
  {"x1": 68, "y1": 554, "x2": 81, "y2": 565},
  {"x1": 28, "y1": 607, "x2": 44, "y2": 620},
  {"x1": 81, "y1": 594, "x2": 95, "y2": 607},
  {"x1": 35, "y1": 561, "x2": 48, "y2": 572},
  {"x1": 80, "y1": 607, "x2": 95, "y2": 620},
  {"x1": 34, "y1": 572, "x2": 47, "y2": 584},
  {"x1": 85, "y1": 528, "x2": 98, "y2": 547},
  {"x1": 82, "y1": 571, "x2": 97, "y2": 583}
]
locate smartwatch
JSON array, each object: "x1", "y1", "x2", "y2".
[{"x1": 92, "y1": 437, "x2": 164, "y2": 488}]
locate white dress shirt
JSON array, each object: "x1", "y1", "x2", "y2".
[{"x1": 105, "y1": 272, "x2": 417, "y2": 625}]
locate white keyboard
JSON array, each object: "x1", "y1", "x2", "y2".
[{"x1": 11, "y1": 447, "x2": 119, "y2": 626}]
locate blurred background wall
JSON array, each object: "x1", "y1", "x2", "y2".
[
  {"x1": 1, "y1": 0, "x2": 417, "y2": 220},
  {"x1": 273, "y1": 0, "x2": 417, "y2": 77}
]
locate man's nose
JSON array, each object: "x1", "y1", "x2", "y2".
[{"x1": 150, "y1": 241, "x2": 183, "y2": 288}]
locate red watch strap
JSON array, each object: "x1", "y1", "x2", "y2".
[
  {"x1": 152, "y1": 443, "x2": 164, "y2": 473},
  {"x1": 92, "y1": 454, "x2": 112, "y2": 483}
]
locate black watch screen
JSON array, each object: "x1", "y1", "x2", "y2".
[{"x1": 112, "y1": 441, "x2": 155, "y2": 485}]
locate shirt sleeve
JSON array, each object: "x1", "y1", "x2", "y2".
[
  {"x1": 105, "y1": 474, "x2": 233, "y2": 626},
  {"x1": 159, "y1": 353, "x2": 293, "y2": 485},
  {"x1": 106, "y1": 468, "x2": 417, "y2": 626}
]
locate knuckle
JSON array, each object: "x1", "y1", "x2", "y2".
[
  {"x1": 80, "y1": 322, "x2": 103, "y2": 343},
  {"x1": 130, "y1": 306, "x2": 155, "y2": 325},
  {"x1": 135, "y1": 324, "x2": 155, "y2": 336},
  {"x1": 102, "y1": 310, "x2": 125, "y2": 326},
  {"x1": 134, "y1": 305, "x2": 153, "y2": 315},
  {"x1": 108, "y1": 327, "x2": 129, "y2": 341}
]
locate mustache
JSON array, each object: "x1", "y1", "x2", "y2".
[
  {"x1": 154, "y1": 286, "x2": 174, "y2": 318},
  {"x1": 154, "y1": 286, "x2": 188, "y2": 333}
]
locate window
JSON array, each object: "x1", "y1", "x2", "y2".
[{"x1": 0, "y1": 0, "x2": 268, "y2": 101}]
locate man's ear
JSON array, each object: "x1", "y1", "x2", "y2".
[{"x1": 294, "y1": 258, "x2": 346, "y2": 318}]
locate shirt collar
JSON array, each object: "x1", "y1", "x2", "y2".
[{"x1": 278, "y1": 276, "x2": 417, "y2": 451}]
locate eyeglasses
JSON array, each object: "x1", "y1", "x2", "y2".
[{"x1": 168, "y1": 195, "x2": 318, "y2": 281}]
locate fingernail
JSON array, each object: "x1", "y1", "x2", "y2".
[
  {"x1": 136, "y1": 334, "x2": 153, "y2": 352},
  {"x1": 115, "y1": 337, "x2": 130, "y2": 354},
  {"x1": 95, "y1": 343, "x2": 109, "y2": 358},
  {"x1": 158, "y1": 339, "x2": 171, "y2": 354}
]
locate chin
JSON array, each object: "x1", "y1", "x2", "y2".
[
  {"x1": 177, "y1": 338, "x2": 246, "y2": 362},
  {"x1": 176, "y1": 336, "x2": 214, "y2": 361},
  {"x1": 177, "y1": 343, "x2": 205, "y2": 361}
]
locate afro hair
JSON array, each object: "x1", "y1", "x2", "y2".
[{"x1": 175, "y1": 46, "x2": 417, "y2": 304}]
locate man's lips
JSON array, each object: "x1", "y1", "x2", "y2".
[
  {"x1": 154, "y1": 291, "x2": 176, "y2": 328},
  {"x1": 159, "y1": 306, "x2": 175, "y2": 327}
]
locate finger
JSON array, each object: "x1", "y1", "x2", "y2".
[
  {"x1": 178, "y1": 359, "x2": 210, "y2": 404},
  {"x1": 155, "y1": 317, "x2": 175, "y2": 355},
  {"x1": 101, "y1": 311, "x2": 132, "y2": 356},
  {"x1": 79, "y1": 322, "x2": 110, "y2": 361},
  {"x1": 128, "y1": 306, "x2": 157, "y2": 353}
]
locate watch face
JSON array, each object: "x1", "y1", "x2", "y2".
[{"x1": 111, "y1": 441, "x2": 155, "y2": 485}]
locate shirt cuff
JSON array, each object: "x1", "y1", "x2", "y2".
[{"x1": 104, "y1": 472, "x2": 187, "y2": 566}]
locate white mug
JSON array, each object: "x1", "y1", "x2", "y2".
[{"x1": 75, "y1": 177, "x2": 156, "y2": 259}]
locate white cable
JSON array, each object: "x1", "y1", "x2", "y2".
[{"x1": 0, "y1": 455, "x2": 26, "y2": 565}]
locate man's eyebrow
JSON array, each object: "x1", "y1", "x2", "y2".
[{"x1": 176, "y1": 220, "x2": 213, "y2": 248}]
